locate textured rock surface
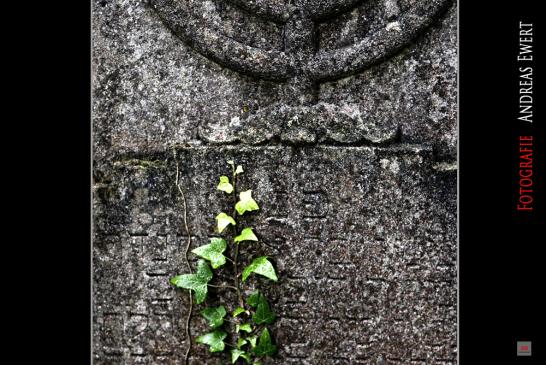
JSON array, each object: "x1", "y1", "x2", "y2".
[
  {"x1": 93, "y1": 0, "x2": 457, "y2": 364},
  {"x1": 92, "y1": 0, "x2": 457, "y2": 159},
  {"x1": 93, "y1": 146, "x2": 456, "y2": 364}
]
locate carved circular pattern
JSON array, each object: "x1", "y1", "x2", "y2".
[
  {"x1": 227, "y1": 0, "x2": 366, "y2": 21},
  {"x1": 150, "y1": 0, "x2": 452, "y2": 82}
]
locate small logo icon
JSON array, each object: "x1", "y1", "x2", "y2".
[{"x1": 517, "y1": 341, "x2": 532, "y2": 356}]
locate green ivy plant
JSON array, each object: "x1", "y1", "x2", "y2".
[{"x1": 171, "y1": 160, "x2": 278, "y2": 364}]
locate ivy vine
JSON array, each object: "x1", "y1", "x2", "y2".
[{"x1": 171, "y1": 160, "x2": 278, "y2": 364}]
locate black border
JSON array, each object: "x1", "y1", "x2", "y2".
[
  {"x1": 30, "y1": 1, "x2": 92, "y2": 362},
  {"x1": 460, "y1": 0, "x2": 544, "y2": 363},
  {"x1": 65, "y1": 0, "x2": 92, "y2": 361}
]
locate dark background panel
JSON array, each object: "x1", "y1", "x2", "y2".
[
  {"x1": 27, "y1": 1, "x2": 92, "y2": 363},
  {"x1": 460, "y1": 0, "x2": 544, "y2": 363}
]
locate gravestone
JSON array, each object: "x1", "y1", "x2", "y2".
[{"x1": 93, "y1": 0, "x2": 457, "y2": 364}]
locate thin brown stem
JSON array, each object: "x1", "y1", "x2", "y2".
[
  {"x1": 234, "y1": 243, "x2": 243, "y2": 306},
  {"x1": 174, "y1": 149, "x2": 193, "y2": 365},
  {"x1": 231, "y1": 167, "x2": 244, "y2": 308},
  {"x1": 250, "y1": 324, "x2": 265, "y2": 335},
  {"x1": 208, "y1": 284, "x2": 238, "y2": 291}
]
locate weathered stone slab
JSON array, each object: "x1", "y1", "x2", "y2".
[
  {"x1": 92, "y1": 0, "x2": 457, "y2": 159},
  {"x1": 93, "y1": 146, "x2": 456, "y2": 364},
  {"x1": 93, "y1": 0, "x2": 457, "y2": 363}
]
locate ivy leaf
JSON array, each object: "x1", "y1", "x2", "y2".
[
  {"x1": 231, "y1": 349, "x2": 251, "y2": 363},
  {"x1": 246, "y1": 292, "x2": 276, "y2": 324},
  {"x1": 227, "y1": 160, "x2": 234, "y2": 166},
  {"x1": 234, "y1": 228, "x2": 258, "y2": 244},
  {"x1": 242, "y1": 256, "x2": 278, "y2": 282},
  {"x1": 194, "y1": 259, "x2": 214, "y2": 281},
  {"x1": 217, "y1": 176, "x2": 234, "y2": 194},
  {"x1": 216, "y1": 212, "x2": 236, "y2": 233},
  {"x1": 170, "y1": 260, "x2": 213, "y2": 304},
  {"x1": 192, "y1": 238, "x2": 227, "y2": 269},
  {"x1": 236, "y1": 323, "x2": 252, "y2": 333},
  {"x1": 252, "y1": 295, "x2": 276, "y2": 325},
  {"x1": 252, "y1": 328, "x2": 277, "y2": 357},
  {"x1": 200, "y1": 306, "x2": 227, "y2": 329},
  {"x1": 196, "y1": 330, "x2": 227, "y2": 352},
  {"x1": 246, "y1": 335, "x2": 258, "y2": 348},
  {"x1": 237, "y1": 337, "x2": 248, "y2": 349},
  {"x1": 235, "y1": 190, "x2": 259, "y2": 215},
  {"x1": 246, "y1": 291, "x2": 261, "y2": 307},
  {"x1": 235, "y1": 165, "x2": 244, "y2": 175},
  {"x1": 232, "y1": 307, "x2": 247, "y2": 317}
]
